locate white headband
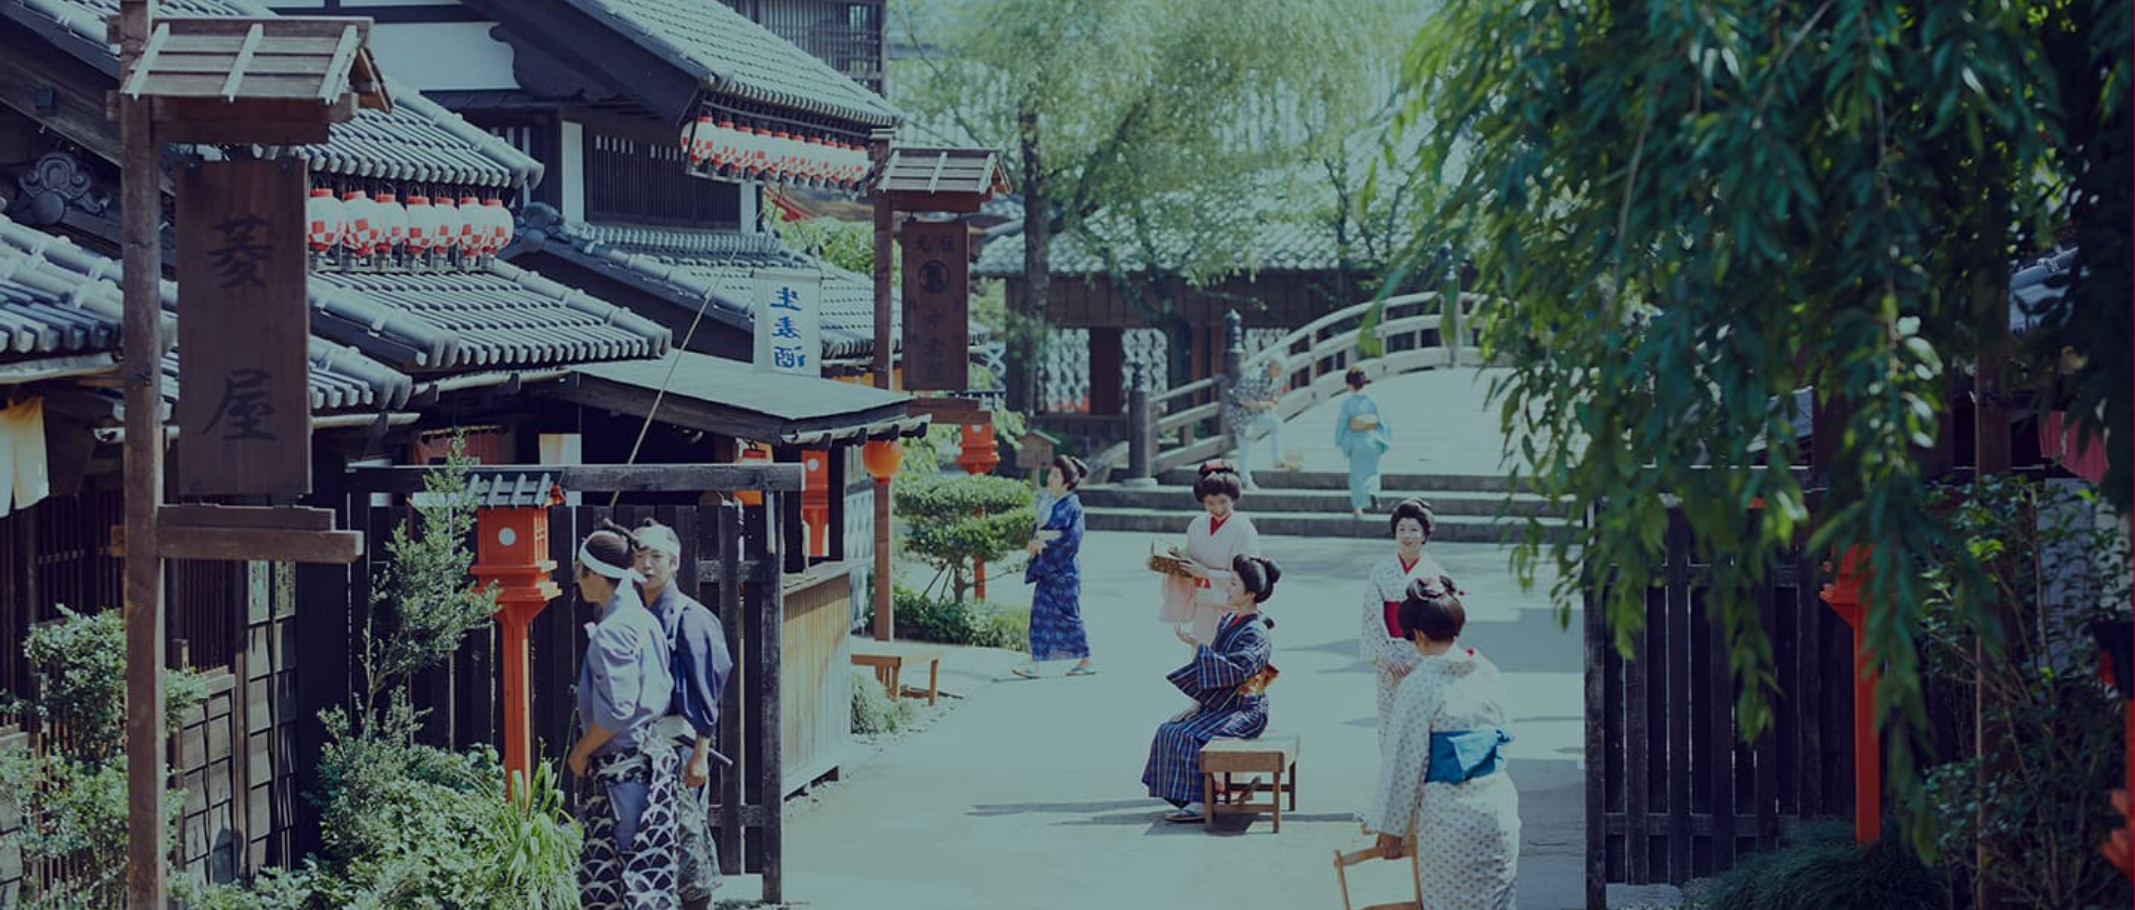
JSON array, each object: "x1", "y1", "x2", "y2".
[
  {"x1": 578, "y1": 540, "x2": 645, "y2": 583},
  {"x1": 634, "y1": 524, "x2": 682, "y2": 558}
]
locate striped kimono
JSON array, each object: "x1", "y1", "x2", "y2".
[
  {"x1": 1141, "y1": 611, "x2": 1274, "y2": 805},
  {"x1": 1024, "y1": 493, "x2": 1090, "y2": 661}
]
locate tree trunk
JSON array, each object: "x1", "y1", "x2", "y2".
[{"x1": 1008, "y1": 103, "x2": 1050, "y2": 414}]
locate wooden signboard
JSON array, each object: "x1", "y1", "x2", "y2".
[
  {"x1": 175, "y1": 158, "x2": 312, "y2": 498},
  {"x1": 899, "y1": 219, "x2": 969, "y2": 391}
]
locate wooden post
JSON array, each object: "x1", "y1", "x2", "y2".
[
  {"x1": 1974, "y1": 346, "x2": 2012, "y2": 910},
  {"x1": 117, "y1": 2, "x2": 169, "y2": 907},
  {"x1": 754, "y1": 494, "x2": 786, "y2": 904},
  {"x1": 870, "y1": 130, "x2": 895, "y2": 392},
  {"x1": 873, "y1": 474, "x2": 892, "y2": 640},
  {"x1": 1125, "y1": 363, "x2": 1153, "y2": 483},
  {"x1": 1220, "y1": 310, "x2": 1243, "y2": 457}
]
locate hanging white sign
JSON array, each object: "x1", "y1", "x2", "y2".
[{"x1": 753, "y1": 268, "x2": 823, "y2": 375}]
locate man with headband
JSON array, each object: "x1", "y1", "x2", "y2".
[
  {"x1": 567, "y1": 528, "x2": 681, "y2": 910},
  {"x1": 630, "y1": 518, "x2": 734, "y2": 909}
]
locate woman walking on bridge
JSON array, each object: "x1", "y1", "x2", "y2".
[{"x1": 1334, "y1": 365, "x2": 1392, "y2": 518}]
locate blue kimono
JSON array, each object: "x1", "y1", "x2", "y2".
[
  {"x1": 1023, "y1": 493, "x2": 1089, "y2": 661},
  {"x1": 1142, "y1": 612, "x2": 1273, "y2": 805},
  {"x1": 1334, "y1": 392, "x2": 1393, "y2": 511},
  {"x1": 645, "y1": 584, "x2": 734, "y2": 903}
]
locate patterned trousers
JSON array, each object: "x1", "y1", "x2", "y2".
[
  {"x1": 579, "y1": 748, "x2": 682, "y2": 910},
  {"x1": 673, "y1": 742, "x2": 721, "y2": 903}
]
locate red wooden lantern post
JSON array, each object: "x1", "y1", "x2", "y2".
[
  {"x1": 956, "y1": 422, "x2": 1000, "y2": 598},
  {"x1": 471, "y1": 489, "x2": 563, "y2": 796},
  {"x1": 1819, "y1": 544, "x2": 1880, "y2": 843},
  {"x1": 802, "y1": 449, "x2": 831, "y2": 558},
  {"x1": 863, "y1": 440, "x2": 903, "y2": 640}
]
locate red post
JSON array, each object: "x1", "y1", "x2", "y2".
[
  {"x1": 801, "y1": 449, "x2": 830, "y2": 558},
  {"x1": 473, "y1": 497, "x2": 562, "y2": 795},
  {"x1": 957, "y1": 423, "x2": 999, "y2": 600},
  {"x1": 1820, "y1": 544, "x2": 1880, "y2": 843}
]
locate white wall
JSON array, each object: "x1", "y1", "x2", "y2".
[
  {"x1": 372, "y1": 22, "x2": 518, "y2": 92},
  {"x1": 560, "y1": 120, "x2": 586, "y2": 222}
]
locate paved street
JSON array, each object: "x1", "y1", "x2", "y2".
[{"x1": 764, "y1": 528, "x2": 1587, "y2": 910}]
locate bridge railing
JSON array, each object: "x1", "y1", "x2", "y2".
[{"x1": 1115, "y1": 292, "x2": 1491, "y2": 481}]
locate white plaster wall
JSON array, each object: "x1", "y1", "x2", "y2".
[
  {"x1": 560, "y1": 120, "x2": 586, "y2": 222},
  {"x1": 372, "y1": 22, "x2": 518, "y2": 92}
]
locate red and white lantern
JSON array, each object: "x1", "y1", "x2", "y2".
[
  {"x1": 374, "y1": 190, "x2": 408, "y2": 257},
  {"x1": 306, "y1": 188, "x2": 344, "y2": 254},
  {"x1": 340, "y1": 189, "x2": 378, "y2": 256},
  {"x1": 456, "y1": 195, "x2": 483, "y2": 257},
  {"x1": 404, "y1": 195, "x2": 434, "y2": 254},
  {"x1": 711, "y1": 120, "x2": 738, "y2": 172},
  {"x1": 481, "y1": 198, "x2": 512, "y2": 255},
  {"x1": 735, "y1": 126, "x2": 763, "y2": 177},
  {"x1": 428, "y1": 196, "x2": 458, "y2": 259}
]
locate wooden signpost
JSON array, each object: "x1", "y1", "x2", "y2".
[
  {"x1": 113, "y1": 6, "x2": 386, "y2": 906},
  {"x1": 899, "y1": 219, "x2": 969, "y2": 391}
]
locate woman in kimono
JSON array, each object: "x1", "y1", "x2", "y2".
[
  {"x1": 1016, "y1": 455, "x2": 1095, "y2": 678},
  {"x1": 1334, "y1": 365, "x2": 1393, "y2": 518},
  {"x1": 1360, "y1": 498, "x2": 1459, "y2": 742},
  {"x1": 1363, "y1": 578, "x2": 1520, "y2": 910},
  {"x1": 1159, "y1": 462, "x2": 1262, "y2": 645},
  {"x1": 1144, "y1": 555, "x2": 1282, "y2": 822},
  {"x1": 567, "y1": 528, "x2": 682, "y2": 910}
]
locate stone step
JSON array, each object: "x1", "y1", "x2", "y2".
[
  {"x1": 1149, "y1": 468, "x2": 1533, "y2": 494},
  {"x1": 1083, "y1": 507, "x2": 1573, "y2": 543},
  {"x1": 1078, "y1": 484, "x2": 1557, "y2": 519}
]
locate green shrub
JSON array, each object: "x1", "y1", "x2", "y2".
[
  {"x1": 971, "y1": 606, "x2": 1031, "y2": 652},
  {"x1": 851, "y1": 670, "x2": 913, "y2": 735},
  {"x1": 1707, "y1": 820, "x2": 1946, "y2": 910},
  {"x1": 874, "y1": 586, "x2": 1030, "y2": 651},
  {"x1": 893, "y1": 474, "x2": 1035, "y2": 603}
]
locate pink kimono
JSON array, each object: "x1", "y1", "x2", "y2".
[{"x1": 1160, "y1": 512, "x2": 1262, "y2": 644}]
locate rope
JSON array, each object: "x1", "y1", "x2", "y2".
[{"x1": 607, "y1": 287, "x2": 719, "y2": 510}]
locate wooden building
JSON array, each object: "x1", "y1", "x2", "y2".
[{"x1": 0, "y1": 0, "x2": 919, "y2": 895}]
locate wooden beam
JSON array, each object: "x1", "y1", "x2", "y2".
[
  {"x1": 904, "y1": 398, "x2": 985, "y2": 425},
  {"x1": 158, "y1": 527, "x2": 362, "y2": 564},
  {"x1": 159, "y1": 504, "x2": 337, "y2": 531},
  {"x1": 343, "y1": 462, "x2": 804, "y2": 495}
]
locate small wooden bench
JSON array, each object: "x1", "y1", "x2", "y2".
[
  {"x1": 849, "y1": 642, "x2": 944, "y2": 706},
  {"x1": 1201, "y1": 734, "x2": 1301, "y2": 832}
]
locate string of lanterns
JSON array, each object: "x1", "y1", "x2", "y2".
[
  {"x1": 680, "y1": 116, "x2": 872, "y2": 190},
  {"x1": 304, "y1": 184, "x2": 516, "y2": 268}
]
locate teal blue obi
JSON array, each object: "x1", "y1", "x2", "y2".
[{"x1": 1425, "y1": 728, "x2": 1512, "y2": 784}]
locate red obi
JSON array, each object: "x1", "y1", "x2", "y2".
[{"x1": 1383, "y1": 601, "x2": 1403, "y2": 638}]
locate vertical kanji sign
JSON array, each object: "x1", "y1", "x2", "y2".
[
  {"x1": 754, "y1": 267, "x2": 823, "y2": 375},
  {"x1": 175, "y1": 158, "x2": 312, "y2": 497},
  {"x1": 900, "y1": 219, "x2": 969, "y2": 390}
]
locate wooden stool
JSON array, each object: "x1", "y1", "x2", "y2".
[
  {"x1": 849, "y1": 643, "x2": 944, "y2": 706},
  {"x1": 1200, "y1": 734, "x2": 1300, "y2": 832},
  {"x1": 1333, "y1": 843, "x2": 1421, "y2": 910}
]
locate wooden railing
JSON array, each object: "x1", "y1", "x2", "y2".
[{"x1": 1117, "y1": 292, "x2": 1491, "y2": 479}]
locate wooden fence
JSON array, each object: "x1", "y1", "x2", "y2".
[{"x1": 1583, "y1": 511, "x2": 1857, "y2": 908}]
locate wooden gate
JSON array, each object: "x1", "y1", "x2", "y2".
[
  {"x1": 304, "y1": 463, "x2": 802, "y2": 899},
  {"x1": 1583, "y1": 511, "x2": 1858, "y2": 908}
]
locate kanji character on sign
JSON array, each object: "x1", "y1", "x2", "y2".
[
  {"x1": 208, "y1": 214, "x2": 275, "y2": 290},
  {"x1": 201, "y1": 368, "x2": 277, "y2": 441},
  {"x1": 770, "y1": 286, "x2": 804, "y2": 312}
]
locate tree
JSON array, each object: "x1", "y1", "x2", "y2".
[
  {"x1": 895, "y1": 0, "x2": 1412, "y2": 389},
  {"x1": 1395, "y1": 0, "x2": 2130, "y2": 854},
  {"x1": 892, "y1": 473, "x2": 1034, "y2": 603}
]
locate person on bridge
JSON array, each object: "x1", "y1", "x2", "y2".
[
  {"x1": 628, "y1": 519, "x2": 735, "y2": 910},
  {"x1": 1226, "y1": 358, "x2": 1289, "y2": 489},
  {"x1": 1360, "y1": 499, "x2": 1458, "y2": 743},
  {"x1": 1334, "y1": 365, "x2": 1393, "y2": 518},
  {"x1": 1143, "y1": 554, "x2": 1282, "y2": 823},
  {"x1": 1017, "y1": 455, "x2": 1095, "y2": 678},
  {"x1": 1363, "y1": 578, "x2": 1521, "y2": 910},
  {"x1": 567, "y1": 528, "x2": 682, "y2": 910},
  {"x1": 1159, "y1": 462, "x2": 1262, "y2": 645}
]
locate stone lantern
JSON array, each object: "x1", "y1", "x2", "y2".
[{"x1": 469, "y1": 476, "x2": 565, "y2": 795}]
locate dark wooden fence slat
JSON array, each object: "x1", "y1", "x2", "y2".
[
  {"x1": 1754, "y1": 576, "x2": 1780, "y2": 850},
  {"x1": 711, "y1": 504, "x2": 745, "y2": 877},
  {"x1": 1707, "y1": 574, "x2": 1735, "y2": 874},
  {"x1": 1796, "y1": 554, "x2": 1824, "y2": 819},
  {"x1": 1583, "y1": 566, "x2": 1608, "y2": 910},
  {"x1": 1625, "y1": 583, "x2": 1651, "y2": 884},
  {"x1": 1666, "y1": 515, "x2": 1693, "y2": 884}
]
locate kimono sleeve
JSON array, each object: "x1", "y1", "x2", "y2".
[
  {"x1": 1045, "y1": 496, "x2": 1085, "y2": 556},
  {"x1": 1361, "y1": 578, "x2": 1407, "y2": 668},
  {"x1": 585, "y1": 622, "x2": 648, "y2": 733},
  {"x1": 1192, "y1": 622, "x2": 1271, "y2": 692},
  {"x1": 674, "y1": 608, "x2": 735, "y2": 739},
  {"x1": 1363, "y1": 673, "x2": 1442, "y2": 838},
  {"x1": 1334, "y1": 398, "x2": 1356, "y2": 450}
]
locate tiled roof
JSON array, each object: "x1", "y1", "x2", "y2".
[
  {"x1": 3, "y1": 0, "x2": 538, "y2": 188},
  {"x1": 976, "y1": 214, "x2": 1344, "y2": 278},
  {"x1": 523, "y1": 212, "x2": 898, "y2": 360},
  {"x1": 311, "y1": 264, "x2": 673, "y2": 372},
  {"x1": 560, "y1": 0, "x2": 898, "y2": 128},
  {"x1": 0, "y1": 212, "x2": 411, "y2": 412}
]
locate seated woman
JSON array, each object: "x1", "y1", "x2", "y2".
[
  {"x1": 1141, "y1": 554, "x2": 1282, "y2": 823},
  {"x1": 1362, "y1": 578, "x2": 1520, "y2": 910}
]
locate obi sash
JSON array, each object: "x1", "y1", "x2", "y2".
[
  {"x1": 1425, "y1": 728, "x2": 1513, "y2": 784},
  {"x1": 1382, "y1": 601, "x2": 1402, "y2": 638}
]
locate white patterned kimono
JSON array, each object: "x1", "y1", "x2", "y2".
[
  {"x1": 1363, "y1": 646, "x2": 1520, "y2": 910},
  {"x1": 1359, "y1": 551, "x2": 1452, "y2": 740},
  {"x1": 1158, "y1": 512, "x2": 1261, "y2": 644}
]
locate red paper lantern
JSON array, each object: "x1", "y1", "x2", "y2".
[{"x1": 862, "y1": 440, "x2": 903, "y2": 480}]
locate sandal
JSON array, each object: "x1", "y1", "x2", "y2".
[
  {"x1": 1066, "y1": 665, "x2": 1098, "y2": 677},
  {"x1": 1010, "y1": 666, "x2": 1039, "y2": 680},
  {"x1": 1164, "y1": 808, "x2": 1205, "y2": 823}
]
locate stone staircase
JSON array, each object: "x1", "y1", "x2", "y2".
[{"x1": 1080, "y1": 468, "x2": 1573, "y2": 542}]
